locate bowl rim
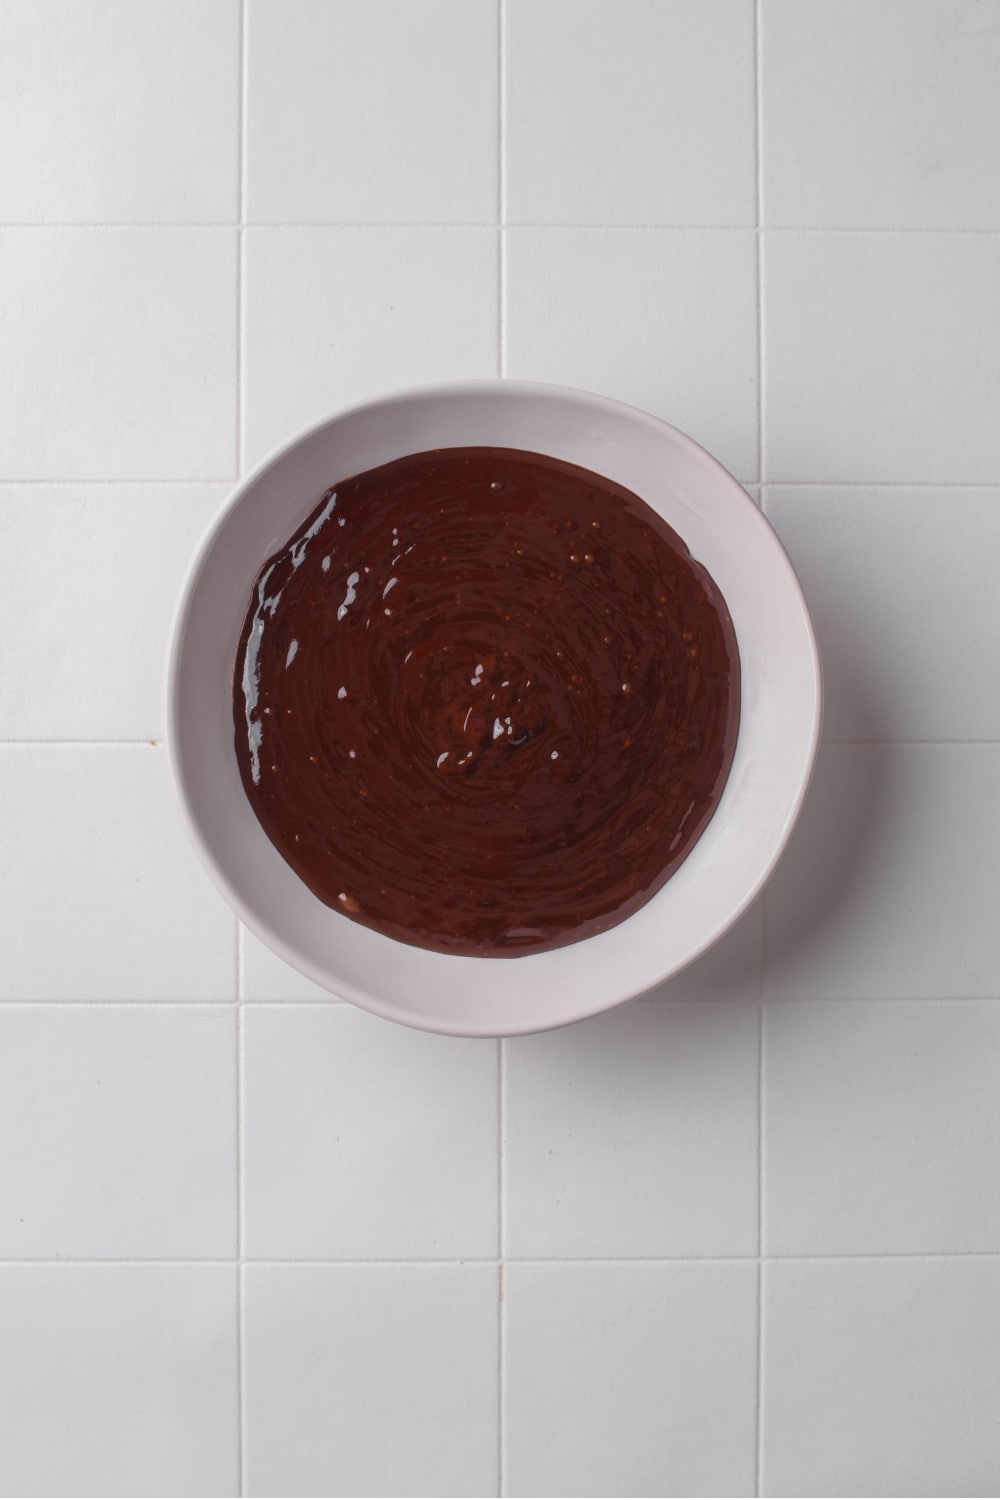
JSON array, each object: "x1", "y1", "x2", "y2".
[{"x1": 165, "y1": 378, "x2": 822, "y2": 1035}]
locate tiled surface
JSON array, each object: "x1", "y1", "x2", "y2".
[
  {"x1": 505, "y1": 227, "x2": 758, "y2": 479},
  {"x1": 504, "y1": 0, "x2": 756, "y2": 226},
  {"x1": 767, "y1": 486, "x2": 1000, "y2": 742},
  {"x1": 246, "y1": 0, "x2": 498, "y2": 224},
  {"x1": 765, "y1": 1001, "x2": 1000, "y2": 1256},
  {"x1": 243, "y1": 226, "x2": 498, "y2": 467},
  {"x1": 762, "y1": 230, "x2": 1000, "y2": 483},
  {"x1": 240, "y1": 926, "x2": 333, "y2": 1002},
  {"x1": 762, "y1": 1259, "x2": 1000, "y2": 1497},
  {"x1": 0, "y1": 1006, "x2": 236, "y2": 1258},
  {"x1": 243, "y1": 1265, "x2": 498, "y2": 1497},
  {"x1": 3, "y1": 0, "x2": 1000, "y2": 1495},
  {"x1": 0, "y1": 228, "x2": 237, "y2": 479},
  {"x1": 764, "y1": 744, "x2": 1000, "y2": 1001},
  {"x1": 0, "y1": 745, "x2": 235, "y2": 1001},
  {"x1": 504, "y1": 1262, "x2": 758, "y2": 1497},
  {"x1": 0, "y1": 0, "x2": 240, "y2": 224},
  {"x1": 505, "y1": 1000, "x2": 758, "y2": 1259},
  {"x1": 0, "y1": 1265, "x2": 238, "y2": 1496},
  {"x1": 0, "y1": 484, "x2": 227, "y2": 740},
  {"x1": 760, "y1": 0, "x2": 1000, "y2": 230},
  {"x1": 243, "y1": 1006, "x2": 498, "y2": 1260}
]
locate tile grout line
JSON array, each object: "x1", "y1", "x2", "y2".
[
  {"x1": 757, "y1": 907, "x2": 768, "y2": 1498},
  {"x1": 236, "y1": 5, "x2": 247, "y2": 1493},
  {"x1": 6, "y1": 221, "x2": 1000, "y2": 234},
  {"x1": 754, "y1": 0, "x2": 765, "y2": 497},
  {"x1": 0, "y1": 740, "x2": 161, "y2": 748},
  {"x1": 764, "y1": 480, "x2": 1000, "y2": 491},
  {"x1": 0, "y1": 478, "x2": 236, "y2": 486},
  {"x1": 824, "y1": 739, "x2": 1000, "y2": 748},
  {"x1": 754, "y1": 6, "x2": 765, "y2": 1492},
  {"x1": 756, "y1": 906, "x2": 767, "y2": 1498},
  {"x1": 498, "y1": 1039, "x2": 506, "y2": 1500},
  {"x1": 757, "y1": 1259, "x2": 767, "y2": 1497},
  {"x1": 237, "y1": 0, "x2": 248, "y2": 489},
  {"x1": 497, "y1": 6, "x2": 506, "y2": 1494},
  {"x1": 497, "y1": 0, "x2": 506, "y2": 384},
  {"x1": 3, "y1": 1251, "x2": 1000, "y2": 1268},
  {"x1": 236, "y1": 925, "x2": 247, "y2": 1498}
]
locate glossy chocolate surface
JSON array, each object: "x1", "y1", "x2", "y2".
[{"x1": 234, "y1": 447, "x2": 739, "y2": 956}]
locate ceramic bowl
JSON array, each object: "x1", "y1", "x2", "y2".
[{"x1": 167, "y1": 380, "x2": 821, "y2": 1036}]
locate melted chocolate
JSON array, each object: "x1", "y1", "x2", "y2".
[{"x1": 234, "y1": 447, "x2": 739, "y2": 956}]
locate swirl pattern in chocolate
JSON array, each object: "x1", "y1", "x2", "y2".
[{"x1": 234, "y1": 447, "x2": 739, "y2": 956}]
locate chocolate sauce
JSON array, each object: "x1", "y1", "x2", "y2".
[{"x1": 234, "y1": 447, "x2": 739, "y2": 957}]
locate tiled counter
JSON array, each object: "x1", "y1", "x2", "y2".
[{"x1": 2, "y1": 2, "x2": 999, "y2": 1494}]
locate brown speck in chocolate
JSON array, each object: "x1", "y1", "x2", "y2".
[{"x1": 234, "y1": 447, "x2": 740, "y2": 956}]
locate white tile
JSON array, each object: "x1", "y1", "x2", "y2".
[
  {"x1": 244, "y1": 227, "x2": 497, "y2": 467},
  {"x1": 243, "y1": 1006, "x2": 497, "y2": 1259},
  {"x1": 763, "y1": 1258, "x2": 1000, "y2": 1497},
  {"x1": 765, "y1": 1000, "x2": 1000, "y2": 1256},
  {"x1": 0, "y1": 746, "x2": 235, "y2": 1000},
  {"x1": 652, "y1": 897, "x2": 762, "y2": 1002},
  {"x1": 0, "y1": 228, "x2": 236, "y2": 481},
  {"x1": 0, "y1": 484, "x2": 225, "y2": 740},
  {"x1": 505, "y1": 0, "x2": 755, "y2": 226},
  {"x1": 0, "y1": 0, "x2": 238, "y2": 225},
  {"x1": 765, "y1": 745, "x2": 1000, "y2": 1000},
  {"x1": 505, "y1": 228, "x2": 758, "y2": 479},
  {"x1": 763, "y1": 231, "x2": 1000, "y2": 483},
  {"x1": 767, "y1": 486, "x2": 1000, "y2": 742},
  {"x1": 505, "y1": 1000, "x2": 758, "y2": 1258},
  {"x1": 0, "y1": 1006, "x2": 235, "y2": 1259},
  {"x1": 241, "y1": 926, "x2": 333, "y2": 1002},
  {"x1": 247, "y1": 0, "x2": 497, "y2": 224},
  {"x1": 0, "y1": 1264, "x2": 237, "y2": 1497},
  {"x1": 761, "y1": 0, "x2": 1000, "y2": 229},
  {"x1": 244, "y1": 1264, "x2": 497, "y2": 1498},
  {"x1": 505, "y1": 1262, "x2": 757, "y2": 1498}
]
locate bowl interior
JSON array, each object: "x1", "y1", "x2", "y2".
[{"x1": 168, "y1": 381, "x2": 820, "y2": 1036}]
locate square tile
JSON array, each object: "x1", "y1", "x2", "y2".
[
  {"x1": 505, "y1": 0, "x2": 755, "y2": 226},
  {"x1": 241, "y1": 926, "x2": 333, "y2": 1002},
  {"x1": 766, "y1": 486, "x2": 1000, "y2": 742},
  {"x1": 244, "y1": 227, "x2": 497, "y2": 467},
  {"x1": 0, "y1": 0, "x2": 239, "y2": 224},
  {"x1": 765, "y1": 744, "x2": 1000, "y2": 1000},
  {"x1": 763, "y1": 1258, "x2": 1000, "y2": 1496},
  {"x1": 243, "y1": 1006, "x2": 497, "y2": 1258},
  {"x1": 244, "y1": 1264, "x2": 497, "y2": 1497},
  {"x1": 0, "y1": 1006, "x2": 235, "y2": 1259},
  {"x1": 505, "y1": 1000, "x2": 758, "y2": 1258},
  {"x1": 506, "y1": 228, "x2": 758, "y2": 478},
  {"x1": 247, "y1": 0, "x2": 497, "y2": 224},
  {"x1": 763, "y1": 231, "x2": 1000, "y2": 483},
  {"x1": 0, "y1": 746, "x2": 235, "y2": 1000},
  {"x1": 651, "y1": 897, "x2": 763, "y2": 1002},
  {"x1": 0, "y1": 228, "x2": 237, "y2": 480},
  {"x1": 505, "y1": 1262, "x2": 758, "y2": 1498},
  {"x1": 765, "y1": 1000, "x2": 1000, "y2": 1255},
  {"x1": 0, "y1": 484, "x2": 225, "y2": 740},
  {"x1": 0, "y1": 1264, "x2": 237, "y2": 1496},
  {"x1": 761, "y1": 0, "x2": 1000, "y2": 229}
]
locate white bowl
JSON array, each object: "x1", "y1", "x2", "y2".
[{"x1": 167, "y1": 380, "x2": 820, "y2": 1037}]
